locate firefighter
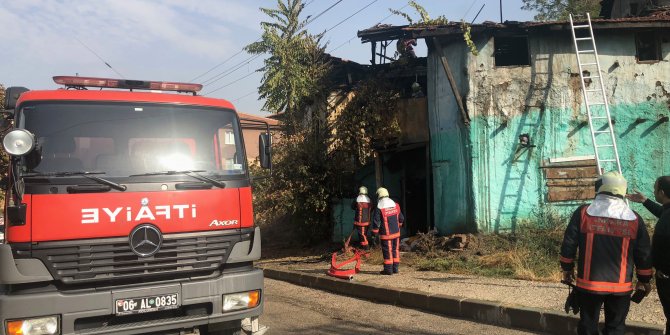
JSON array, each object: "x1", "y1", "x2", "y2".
[
  {"x1": 351, "y1": 186, "x2": 372, "y2": 249},
  {"x1": 372, "y1": 187, "x2": 404, "y2": 275},
  {"x1": 560, "y1": 171, "x2": 653, "y2": 335}
]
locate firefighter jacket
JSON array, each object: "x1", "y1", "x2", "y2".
[
  {"x1": 560, "y1": 194, "x2": 653, "y2": 295},
  {"x1": 372, "y1": 198, "x2": 404, "y2": 240},
  {"x1": 351, "y1": 195, "x2": 371, "y2": 227}
]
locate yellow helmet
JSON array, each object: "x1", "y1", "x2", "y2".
[
  {"x1": 359, "y1": 186, "x2": 368, "y2": 195},
  {"x1": 596, "y1": 171, "x2": 627, "y2": 197},
  {"x1": 376, "y1": 187, "x2": 389, "y2": 198}
]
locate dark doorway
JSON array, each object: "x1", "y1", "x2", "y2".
[{"x1": 381, "y1": 145, "x2": 431, "y2": 236}]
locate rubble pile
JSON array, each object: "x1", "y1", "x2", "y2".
[{"x1": 400, "y1": 230, "x2": 474, "y2": 254}]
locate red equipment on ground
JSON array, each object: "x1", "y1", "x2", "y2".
[{"x1": 327, "y1": 232, "x2": 369, "y2": 280}]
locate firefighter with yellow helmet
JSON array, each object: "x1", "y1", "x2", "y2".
[{"x1": 372, "y1": 187, "x2": 404, "y2": 275}]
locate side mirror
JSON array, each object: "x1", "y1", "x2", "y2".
[
  {"x1": 4, "y1": 87, "x2": 29, "y2": 110},
  {"x1": 258, "y1": 133, "x2": 272, "y2": 169}
]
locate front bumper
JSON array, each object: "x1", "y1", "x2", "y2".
[{"x1": 0, "y1": 269, "x2": 264, "y2": 335}]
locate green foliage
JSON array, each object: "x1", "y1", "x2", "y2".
[
  {"x1": 461, "y1": 20, "x2": 479, "y2": 56},
  {"x1": 245, "y1": 0, "x2": 331, "y2": 131},
  {"x1": 332, "y1": 77, "x2": 402, "y2": 165},
  {"x1": 247, "y1": 0, "x2": 346, "y2": 244},
  {"x1": 388, "y1": 1, "x2": 448, "y2": 26},
  {"x1": 521, "y1": 0, "x2": 601, "y2": 21}
]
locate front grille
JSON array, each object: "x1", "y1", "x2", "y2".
[{"x1": 30, "y1": 231, "x2": 241, "y2": 285}]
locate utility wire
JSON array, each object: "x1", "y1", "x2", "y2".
[
  {"x1": 324, "y1": 0, "x2": 378, "y2": 34},
  {"x1": 329, "y1": 3, "x2": 409, "y2": 53},
  {"x1": 204, "y1": 71, "x2": 260, "y2": 96},
  {"x1": 461, "y1": 0, "x2": 479, "y2": 21},
  {"x1": 202, "y1": 54, "x2": 262, "y2": 86},
  {"x1": 73, "y1": 36, "x2": 125, "y2": 78},
  {"x1": 232, "y1": 90, "x2": 258, "y2": 102},
  {"x1": 190, "y1": 0, "x2": 321, "y2": 83},
  {"x1": 200, "y1": 0, "x2": 345, "y2": 88}
]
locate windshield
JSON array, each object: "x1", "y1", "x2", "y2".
[{"x1": 18, "y1": 102, "x2": 246, "y2": 178}]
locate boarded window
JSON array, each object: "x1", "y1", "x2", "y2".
[
  {"x1": 636, "y1": 32, "x2": 661, "y2": 62},
  {"x1": 542, "y1": 157, "x2": 597, "y2": 202},
  {"x1": 494, "y1": 36, "x2": 530, "y2": 67}
]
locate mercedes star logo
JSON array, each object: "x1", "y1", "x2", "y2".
[{"x1": 129, "y1": 224, "x2": 163, "y2": 257}]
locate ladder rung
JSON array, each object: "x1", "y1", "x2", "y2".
[
  {"x1": 583, "y1": 76, "x2": 600, "y2": 79},
  {"x1": 580, "y1": 62, "x2": 597, "y2": 66},
  {"x1": 589, "y1": 102, "x2": 606, "y2": 105},
  {"x1": 596, "y1": 144, "x2": 614, "y2": 148},
  {"x1": 573, "y1": 25, "x2": 590, "y2": 29},
  {"x1": 576, "y1": 37, "x2": 593, "y2": 41},
  {"x1": 586, "y1": 89, "x2": 600, "y2": 92},
  {"x1": 599, "y1": 159, "x2": 616, "y2": 162},
  {"x1": 594, "y1": 130, "x2": 610, "y2": 133},
  {"x1": 578, "y1": 49, "x2": 595, "y2": 53},
  {"x1": 591, "y1": 116, "x2": 608, "y2": 119}
]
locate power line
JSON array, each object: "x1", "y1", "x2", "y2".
[
  {"x1": 202, "y1": 54, "x2": 262, "y2": 86},
  {"x1": 324, "y1": 0, "x2": 378, "y2": 34},
  {"x1": 200, "y1": 0, "x2": 345, "y2": 88},
  {"x1": 189, "y1": 0, "x2": 321, "y2": 83},
  {"x1": 232, "y1": 90, "x2": 258, "y2": 103},
  {"x1": 204, "y1": 71, "x2": 260, "y2": 96},
  {"x1": 73, "y1": 36, "x2": 125, "y2": 78},
  {"x1": 329, "y1": 3, "x2": 409, "y2": 53}
]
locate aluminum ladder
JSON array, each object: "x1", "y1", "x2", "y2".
[{"x1": 569, "y1": 13, "x2": 622, "y2": 176}]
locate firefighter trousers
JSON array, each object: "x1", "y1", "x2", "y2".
[
  {"x1": 381, "y1": 237, "x2": 400, "y2": 274},
  {"x1": 354, "y1": 225, "x2": 369, "y2": 248},
  {"x1": 577, "y1": 291, "x2": 630, "y2": 335}
]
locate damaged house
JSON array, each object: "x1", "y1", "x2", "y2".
[{"x1": 337, "y1": 8, "x2": 670, "y2": 237}]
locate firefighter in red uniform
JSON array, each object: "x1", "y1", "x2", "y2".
[
  {"x1": 560, "y1": 172, "x2": 653, "y2": 335},
  {"x1": 351, "y1": 186, "x2": 372, "y2": 249},
  {"x1": 372, "y1": 187, "x2": 404, "y2": 275}
]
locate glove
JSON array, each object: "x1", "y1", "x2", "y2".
[
  {"x1": 562, "y1": 270, "x2": 575, "y2": 285},
  {"x1": 636, "y1": 282, "x2": 652, "y2": 297}
]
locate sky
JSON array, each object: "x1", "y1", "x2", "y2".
[{"x1": 0, "y1": 0, "x2": 537, "y2": 116}]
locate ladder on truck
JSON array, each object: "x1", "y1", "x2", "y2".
[{"x1": 569, "y1": 13, "x2": 622, "y2": 176}]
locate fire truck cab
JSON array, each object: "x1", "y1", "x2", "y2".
[{"x1": 0, "y1": 76, "x2": 270, "y2": 335}]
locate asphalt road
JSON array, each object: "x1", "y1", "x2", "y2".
[{"x1": 259, "y1": 278, "x2": 537, "y2": 335}]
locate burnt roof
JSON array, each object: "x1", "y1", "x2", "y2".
[{"x1": 358, "y1": 16, "x2": 670, "y2": 43}]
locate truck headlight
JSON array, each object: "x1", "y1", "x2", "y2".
[
  {"x1": 222, "y1": 290, "x2": 260, "y2": 312},
  {"x1": 6, "y1": 316, "x2": 60, "y2": 335}
]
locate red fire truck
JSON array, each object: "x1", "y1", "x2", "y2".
[{"x1": 0, "y1": 76, "x2": 271, "y2": 335}]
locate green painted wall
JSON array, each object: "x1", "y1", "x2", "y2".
[
  {"x1": 463, "y1": 29, "x2": 670, "y2": 232},
  {"x1": 428, "y1": 39, "x2": 476, "y2": 235}
]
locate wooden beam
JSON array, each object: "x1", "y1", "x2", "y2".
[{"x1": 432, "y1": 37, "x2": 470, "y2": 126}]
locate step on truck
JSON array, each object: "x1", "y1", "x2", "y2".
[{"x1": 0, "y1": 76, "x2": 272, "y2": 335}]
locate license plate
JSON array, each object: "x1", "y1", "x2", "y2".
[{"x1": 115, "y1": 293, "x2": 179, "y2": 315}]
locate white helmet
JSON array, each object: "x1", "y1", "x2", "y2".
[
  {"x1": 359, "y1": 186, "x2": 368, "y2": 195},
  {"x1": 596, "y1": 171, "x2": 627, "y2": 197},
  {"x1": 376, "y1": 187, "x2": 389, "y2": 198}
]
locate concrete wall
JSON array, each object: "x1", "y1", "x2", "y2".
[
  {"x1": 428, "y1": 38, "x2": 476, "y2": 234},
  {"x1": 464, "y1": 28, "x2": 670, "y2": 232}
]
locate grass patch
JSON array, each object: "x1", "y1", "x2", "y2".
[{"x1": 409, "y1": 206, "x2": 567, "y2": 281}]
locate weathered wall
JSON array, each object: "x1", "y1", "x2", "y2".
[
  {"x1": 466, "y1": 28, "x2": 670, "y2": 232},
  {"x1": 428, "y1": 38, "x2": 476, "y2": 234}
]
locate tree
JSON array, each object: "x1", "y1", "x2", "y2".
[
  {"x1": 245, "y1": 0, "x2": 338, "y2": 243},
  {"x1": 521, "y1": 0, "x2": 601, "y2": 21},
  {"x1": 245, "y1": 0, "x2": 331, "y2": 132}
]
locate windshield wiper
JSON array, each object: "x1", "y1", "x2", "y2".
[
  {"x1": 23, "y1": 171, "x2": 127, "y2": 191},
  {"x1": 129, "y1": 170, "x2": 226, "y2": 188}
]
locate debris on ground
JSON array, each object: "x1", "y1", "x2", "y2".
[{"x1": 400, "y1": 230, "x2": 475, "y2": 253}]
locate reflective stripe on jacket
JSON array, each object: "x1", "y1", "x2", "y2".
[{"x1": 560, "y1": 204, "x2": 652, "y2": 294}]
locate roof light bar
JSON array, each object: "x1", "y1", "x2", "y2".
[{"x1": 53, "y1": 76, "x2": 203, "y2": 94}]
